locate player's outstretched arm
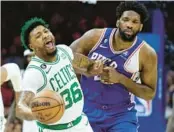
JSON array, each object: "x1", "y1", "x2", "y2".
[
  {"x1": 70, "y1": 29, "x2": 104, "y2": 76},
  {"x1": 101, "y1": 43, "x2": 157, "y2": 100},
  {"x1": 72, "y1": 53, "x2": 103, "y2": 77},
  {"x1": 16, "y1": 91, "x2": 35, "y2": 120},
  {"x1": 16, "y1": 68, "x2": 44, "y2": 120},
  {"x1": 120, "y1": 44, "x2": 157, "y2": 100}
]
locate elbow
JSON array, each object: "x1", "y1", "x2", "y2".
[{"x1": 143, "y1": 90, "x2": 156, "y2": 101}]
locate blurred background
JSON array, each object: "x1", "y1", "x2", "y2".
[{"x1": 1, "y1": 1, "x2": 174, "y2": 132}]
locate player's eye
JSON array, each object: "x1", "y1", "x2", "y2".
[
  {"x1": 44, "y1": 29, "x2": 49, "y2": 33},
  {"x1": 133, "y1": 20, "x2": 139, "y2": 24},
  {"x1": 36, "y1": 34, "x2": 41, "y2": 39},
  {"x1": 35, "y1": 32, "x2": 42, "y2": 38},
  {"x1": 122, "y1": 18, "x2": 129, "y2": 22}
]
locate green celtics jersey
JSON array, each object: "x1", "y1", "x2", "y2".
[{"x1": 22, "y1": 45, "x2": 84, "y2": 124}]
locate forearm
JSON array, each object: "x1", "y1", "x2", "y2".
[
  {"x1": 73, "y1": 53, "x2": 94, "y2": 77},
  {"x1": 119, "y1": 74, "x2": 155, "y2": 100},
  {"x1": 16, "y1": 103, "x2": 35, "y2": 121},
  {"x1": 16, "y1": 91, "x2": 35, "y2": 120}
]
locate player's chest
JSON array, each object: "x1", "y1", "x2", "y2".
[
  {"x1": 89, "y1": 51, "x2": 139, "y2": 73},
  {"x1": 44, "y1": 62, "x2": 76, "y2": 92}
]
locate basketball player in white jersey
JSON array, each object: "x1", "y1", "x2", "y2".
[
  {"x1": 16, "y1": 17, "x2": 103, "y2": 132},
  {"x1": 1, "y1": 63, "x2": 22, "y2": 132}
]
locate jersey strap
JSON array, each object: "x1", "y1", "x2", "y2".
[{"x1": 99, "y1": 28, "x2": 114, "y2": 46}]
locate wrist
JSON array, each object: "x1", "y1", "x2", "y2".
[{"x1": 118, "y1": 74, "x2": 125, "y2": 84}]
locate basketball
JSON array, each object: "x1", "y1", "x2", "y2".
[{"x1": 30, "y1": 90, "x2": 65, "y2": 124}]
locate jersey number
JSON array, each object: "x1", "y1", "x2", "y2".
[{"x1": 60, "y1": 82, "x2": 83, "y2": 109}]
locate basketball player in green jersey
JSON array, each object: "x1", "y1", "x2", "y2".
[{"x1": 16, "y1": 17, "x2": 103, "y2": 132}]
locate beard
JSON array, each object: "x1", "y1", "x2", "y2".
[
  {"x1": 119, "y1": 27, "x2": 138, "y2": 42},
  {"x1": 47, "y1": 48, "x2": 57, "y2": 56}
]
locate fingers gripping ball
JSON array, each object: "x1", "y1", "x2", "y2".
[{"x1": 30, "y1": 90, "x2": 65, "y2": 124}]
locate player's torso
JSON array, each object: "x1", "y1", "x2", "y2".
[
  {"x1": 81, "y1": 28, "x2": 145, "y2": 107},
  {"x1": 28, "y1": 46, "x2": 84, "y2": 124}
]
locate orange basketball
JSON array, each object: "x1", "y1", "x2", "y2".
[{"x1": 30, "y1": 90, "x2": 65, "y2": 124}]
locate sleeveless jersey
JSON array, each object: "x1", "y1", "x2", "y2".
[
  {"x1": 81, "y1": 28, "x2": 145, "y2": 108},
  {"x1": 25, "y1": 45, "x2": 84, "y2": 125}
]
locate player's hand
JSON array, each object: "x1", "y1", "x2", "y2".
[
  {"x1": 88, "y1": 60, "x2": 104, "y2": 76},
  {"x1": 100, "y1": 67, "x2": 122, "y2": 84}
]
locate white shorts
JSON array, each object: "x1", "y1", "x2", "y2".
[{"x1": 38, "y1": 114, "x2": 93, "y2": 132}]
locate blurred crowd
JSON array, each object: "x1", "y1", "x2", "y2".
[{"x1": 1, "y1": 1, "x2": 174, "y2": 132}]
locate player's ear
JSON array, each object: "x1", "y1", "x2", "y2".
[
  {"x1": 139, "y1": 24, "x2": 143, "y2": 32},
  {"x1": 116, "y1": 20, "x2": 119, "y2": 27},
  {"x1": 29, "y1": 44, "x2": 34, "y2": 51}
]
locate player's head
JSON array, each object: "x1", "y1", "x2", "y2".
[
  {"x1": 116, "y1": 2, "x2": 149, "y2": 41},
  {"x1": 21, "y1": 17, "x2": 56, "y2": 58}
]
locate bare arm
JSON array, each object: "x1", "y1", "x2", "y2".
[
  {"x1": 119, "y1": 44, "x2": 157, "y2": 100},
  {"x1": 0, "y1": 67, "x2": 8, "y2": 85},
  {"x1": 70, "y1": 29, "x2": 104, "y2": 76},
  {"x1": 15, "y1": 67, "x2": 45, "y2": 120},
  {"x1": 16, "y1": 91, "x2": 35, "y2": 120},
  {"x1": 73, "y1": 53, "x2": 102, "y2": 77}
]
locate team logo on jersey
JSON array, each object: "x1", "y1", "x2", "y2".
[
  {"x1": 46, "y1": 66, "x2": 52, "y2": 74},
  {"x1": 123, "y1": 51, "x2": 129, "y2": 56},
  {"x1": 100, "y1": 44, "x2": 107, "y2": 48},
  {"x1": 104, "y1": 39, "x2": 108, "y2": 43},
  {"x1": 40, "y1": 64, "x2": 47, "y2": 69}
]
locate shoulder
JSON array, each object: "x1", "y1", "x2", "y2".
[
  {"x1": 82, "y1": 28, "x2": 105, "y2": 42},
  {"x1": 140, "y1": 41, "x2": 157, "y2": 60},
  {"x1": 25, "y1": 62, "x2": 47, "y2": 79},
  {"x1": 22, "y1": 66, "x2": 46, "y2": 94},
  {"x1": 139, "y1": 41, "x2": 157, "y2": 70},
  {"x1": 56, "y1": 44, "x2": 71, "y2": 51},
  {"x1": 70, "y1": 28, "x2": 105, "y2": 54},
  {"x1": 24, "y1": 66, "x2": 44, "y2": 78},
  {"x1": 56, "y1": 44, "x2": 74, "y2": 60}
]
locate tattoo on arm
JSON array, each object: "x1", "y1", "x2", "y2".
[
  {"x1": 16, "y1": 91, "x2": 35, "y2": 120},
  {"x1": 73, "y1": 53, "x2": 94, "y2": 73},
  {"x1": 21, "y1": 91, "x2": 34, "y2": 106}
]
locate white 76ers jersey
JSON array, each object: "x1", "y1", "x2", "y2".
[{"x1": 22, "y1": 45, "x2": 84, "y2": 125}]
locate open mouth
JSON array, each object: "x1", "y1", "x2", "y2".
[{"x1": 45, "y1": 41, "x2": 54, "y2": 49}]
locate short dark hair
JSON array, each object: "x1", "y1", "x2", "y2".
[
  {"x1": 20, "y1": 17, "x2": 49, "y2": 49},
  {"x1": 116, "y1": 2, "x2": 149, "y2": 23}
]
